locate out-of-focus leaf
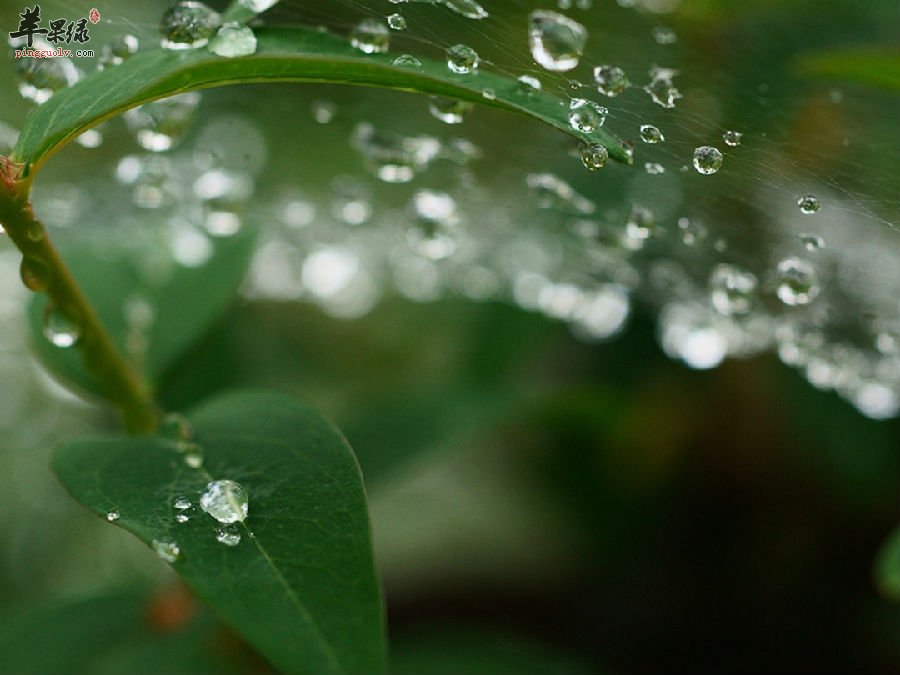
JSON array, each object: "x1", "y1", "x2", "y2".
[
  {"x1": 874, "y1": 525, "x2": 900, "y2": 600},
  {"x1": 796, "y1": 49, "x2": 900, "y2": 91}
]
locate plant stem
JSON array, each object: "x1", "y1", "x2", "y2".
[{"x1": 0, "y1": 157, "x2": 159, "y2": 434}]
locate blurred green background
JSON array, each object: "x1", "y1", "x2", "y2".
[{"x1": 1, "y1": 0, "x2": 900, "y2": 673}]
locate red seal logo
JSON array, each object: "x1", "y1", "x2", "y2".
[{"x1": 88, "y1": 8, "x2": 100, "y2": 24}]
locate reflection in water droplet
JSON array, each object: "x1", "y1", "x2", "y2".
[
  {"x1": 42, "y1": 306, "x2": 81, "y2": 348},
  {"x1": 152, "y1": 539, "x2": 180, "y2": 562},
  {"x1": 160, "y1": 1, "x2": 221, "y2": 50},
  {"x1": 528, "y1": 10, "x2": 587, "y2": 72},
  {"x1": 446, "y1": 44, "x2": 479, "y2": 74},
  {"x1": 692, "y1": 146, "x2": 723, "y2": 175},
  {"x1": 350, "y1": 18, "x2": 390, "y2": 54},
  {"x1": 200, "y1": 479, "x2": 249, "y2": 523},
  {"x1": 209, "y1": 22, "x2": 257, "y2": 58},
  {"x1": 776, "y1": 256, "x2": 820, "y2": 306}
]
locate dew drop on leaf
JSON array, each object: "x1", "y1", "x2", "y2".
[
  {"x1": 106, "y1": 510, "x2": 120, "y2": 522},
  {"x1": 446, "y1": 44, "x2": 480, "y2": 74},
  {"x1": 152, "y1": 539, "x2": 180, "y2": 563},
  {"x1": 216, "y1": 524, "x2": 241, "y2": 546},
  {"x1": 200, "y1": 479, "x2": 249, "y2": 524},
  {"x1": 209, "y1": 23, "x2": 258, "y2": 58},
  {"x1": 20, "y1": 257, "x2": 51, "y2": 292},
  {"x1": 528, "y1": 10, "x2": 587, "y2": 72},
  {"x1": 42, "y1": 306, "x2": 81, "y2": 348},
  {"x1": 428, "y1": 97, "x2": 473, "y2": 124},
  {"x1": 160, "y1": 1, "x2": 221, "y2": 51},
  {"x1": 568, "y1": 99, "x2": 607, "y2": 133}
]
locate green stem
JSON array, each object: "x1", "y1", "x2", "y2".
[{"x1": 1, "y1": 157, "x2": 159, "y2": 434}]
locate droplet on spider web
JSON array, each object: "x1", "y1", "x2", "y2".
[
  {"x1": 528, "y1": 10, "x2": 587, "y2": 72},
  {"x1": 446, "y1": 44, "x2": 479, "y2": 74},
  {"x1": 209, "y1": 23, "x2": 257, "y2": 58},
  {"x1": 160, "y1": 1, "x2": 221, "y2": 50},
  {"x1": 350, "y1": 18, "x2": 390, "y2": 54}
]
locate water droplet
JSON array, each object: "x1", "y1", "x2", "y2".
[
  {"x1": 527, "y1": 173, "x2": 595, "y2": 215},
  {"x1": 15, "y1": 42, "x2": 80, "y2": 103},
  {"x1": 200, "y1": 479, "x2": 249, "y2": 524},
  {"x1": 20, "y1": 257, "x2": 51, "y2": 292},
  {"x1": 797, "y1": 195, "x2": 820, "y2": 215},
  {"x1": 209, "y1": 22, "x2": 257, "y2": 58},
  {"x1": 387, "y1": 13, "x2": 407, "y2": 30},
  {"x1": 42, "y1": 305, "x2": 81, "y2": 348},
  {"x1": 181, "y1": 443, "x2": 204, "y2": 468},
  {"x1": 692, "y1": 146, "x2": 723, "y2": 175},
  {"x1": 722, "y1": 130, "x2": 743, "y2": 147},
  {"x1": 174, "y1": 496, "x2": 192, "y2": 510},
  {"x1": 216, "y1": 524, "x2": 241, "y2": 546},
  {"x1": 799, "y1": 233, "x2": 825, "y2": 252},
  {"x1": 593, "y1": 65, "x2": 628, "y2": 97},
  {"x1": 76, "y1": 128, "x2": 103, "y2": 148},
  {"x1": 581, "y1": 143, "x2": 608, "y2": 171},
  {"x1": 678, "y1": 217, "x2": 707, "y2": 247},
  {"x1": 709, "y1": 264, "x2": 757, "y2": 316},
  {"x1": 644, "y1": 162, "x2": 665, "y2": 175},
  {"x1": 238, "y1": 0, "x2": 279, "y2": 12},
  {"x1": 776, "y1": 256, "x2": 820, "y2": 306},
  {"x1": 98, "y1": 34, "x2": 139, "y2": 70},
  {"x1": 389, "y1": 0, "x2": 487, "y2": 20},
  {"x1": 175, "y1": 513, "x2": 190, "y2": 523},
  {"x1": 152, "y1": 539, "x2": 180, "y2": 563},
  {"x1": 446, "y1": 44, "x2": 479, "y2": 74},
  {"x1": 639, "y1": 124, "x2": 664, "y2": 144},
  {"x1": 652, "y1": 26, "x2": 677, "y2": 45},
  {"x1": 160, "y1": 1, "x2": 221, "y2": 50},
  {"x1": 428, "y1": 97, "x2": 473, "y2": 124},
  {"x1": 392, "y1": 54, "x2": 421, "y2": 68},
  {"x1": 644, "y1": 67, "x2": 681, "y2": 108},
  {"x1": 106, "y1": 510, "x2": 120, "y2": 522},
  {"x1": 408, "y1": 190, "x2": 460, "y2": 259},
  {"x1": 124, "y1": 92, "x2": 202, "y2": 152},
  {"x1": 350, "y1": 18, "x2": 390, "y2": 54},
  {"x1": 568, "y1": 98, "x2": 607, "y2": 133},
  {"x1": 517, "y1": 75, "x2": 542, "y2": 94},
  {"x1": 481, "y1": 88, "x2": 496, "y2": 100},
  {"x1": 528, "y1": 11, "x2": 587, "y2": 72},
  {"x1": 311, "y1": 99, "x2": 336, "y2": 123},
  {"x1": 624, "y1": 204, "x2": 657, "y2": 249}
]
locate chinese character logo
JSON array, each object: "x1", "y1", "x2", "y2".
[{"x1": 8, "y1": 4, "x2": 94, "y2": 47}]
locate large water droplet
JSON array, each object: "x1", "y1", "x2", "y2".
[
  {"x1": 776, "y1": 256, "x2": 820, "y2": 306},
  {"x1": 709, "y1": 264, "x2": 757, "y2": 316},
  {"x1": 428, "y1": 97, "x2": 473, "y2": 124},
  {"x1": 593, "y1": 65, "x2": 628, "y2": 97},
  {"x1": 160, "y1": 1, "x2": 221, "y2": 50},
  {"x1": 350, "y1": 18, "x2": 390, "y2": 54},
  {"x1": 209, "y1": 22, "x2": 257, "y2": 58},
  {"x1": 797, "y1": 195, "x2": 820, "y2": 215},
  {"x1": 528, "y1": 11, "x2": 587, "y2": 72},
  {"x1": 15, "y1": 42, "x2": 80, "y2": 103},
  {"x1": 446, "y1": 44, "x2": 479, "y2": 74},
  {"x1": 124, "y1": 92, "x2": 202, "y2": 152},
  {"x1": 42, "y1": 306, "x2": 81, "y2": 348},
  {"x1": 216, "y1": 524, "x2": 241, "y2": 546},
  {"x1": 152, "y1": 539, "x2": 180, "y2": 563},
  {"x1": 200, "y1": 479, "x2": 248, "y2": 524},
  {"x1": 20, "y1": 257, "x2": 51, "y2": 292},
  {"x1": 692, "y1": 146, "x2": 723, "y2": 175},
  {"x1": 568, "y1": 98, "x2": 607, "y2": 133}
]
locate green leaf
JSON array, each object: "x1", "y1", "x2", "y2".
[
  {"x1": 874, "y1": 525, "x2": 900, "y2": 600},
  {"x1": 52, "y1": 390, "x2": 386, "y2": 675},
  {"x1": 795, "y1": 48, "x2": 900, "y2": 91},
  {"x1": 12, "y1": 26, "x2": 631, "y2": 174},
  {"x1": 0, "y1": 591, "x2": 263, "y2": 675},
  {"x1": 28, "y1": 228, "x2": 255, "y2": 400}
]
